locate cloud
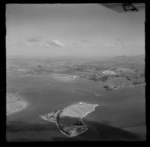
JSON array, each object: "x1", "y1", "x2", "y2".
[
  {"x1": 53, "y1": 40, "x2": 65, "y2": 46},
  {"x1": 45, "y1": 40, "x2": 65, "y2": 48},
  {"x1": 25, "y1": 37, "x2": 65, "y2": 48},
  {"x1": 25, "y1": 37, "x2": 42, "y2": 47}
]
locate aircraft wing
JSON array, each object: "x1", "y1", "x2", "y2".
[{"x1": 101, "y1": 3, "x2": 145, "y2": 13}]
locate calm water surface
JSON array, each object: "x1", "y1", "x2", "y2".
[{"x1": 6, "y1": 75, "x2": 145, "y2": 141}]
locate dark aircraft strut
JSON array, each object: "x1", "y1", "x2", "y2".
[{"x1": 122, "y1": 3, "x2": 139, "y2": 12}]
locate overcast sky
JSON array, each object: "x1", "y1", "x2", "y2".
[{"x1": 6, "y1": 4, "x2": 145, "y2": 57}]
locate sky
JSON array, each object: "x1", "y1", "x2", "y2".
[{"x1": 6, "y1": 4, "x2": 145, "y2": 57}]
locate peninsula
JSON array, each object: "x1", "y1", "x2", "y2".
[{"x1": 40, "y1": 102, "x2": 99, "y2": 137}]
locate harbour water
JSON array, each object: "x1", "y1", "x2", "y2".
[{"x1": 6, "y1": 74, "x2": 145, "y2": 141}]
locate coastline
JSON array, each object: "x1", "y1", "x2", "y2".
[
  {"x1": 61, "y1": 102, "x2": 99, "y2": 118},
  {"x1": 7, "y1": 94, "x2": 28, "y2": 116},
  {"x1": 40, "y1": 102, "x2": 99, "y2": 122},
  {"x1": 40, "y1": 102, "x2": 99, "y2": 137},
  {"x1": 81, "y1": 104, "x2": 99, "y2": 119}
]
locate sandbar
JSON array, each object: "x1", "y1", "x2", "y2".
[{"x1": 7, "y1": 93, "x2": 28, "y2": 116}]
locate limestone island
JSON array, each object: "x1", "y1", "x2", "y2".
[{"x1": 40, "y1": 102, "x2": 99, "y2": 137}]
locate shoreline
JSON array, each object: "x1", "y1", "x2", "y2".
[
  {"x1": 81, "y1": 103, "x2": 99, "y2": 119},
  {"x1": 61, "y1": 102, "x2": 99, "y2": 118},
  {"x1": 40, "y1": 102, "x2": 99, "y2": 137},
  {"x1": 7, "y1": 94, "x2": 28, "y2": 116}
]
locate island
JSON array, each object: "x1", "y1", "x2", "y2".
[{"x1": 40, "y1": 102, "x2": 99, "y2": 137}]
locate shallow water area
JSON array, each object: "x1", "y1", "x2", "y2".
[
  {"x1": 6, "y1": 73, "x2": 145, "y2": 141},
  {"x1": 7, "y1": 90, "x2": 29, "y2": 116}
]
